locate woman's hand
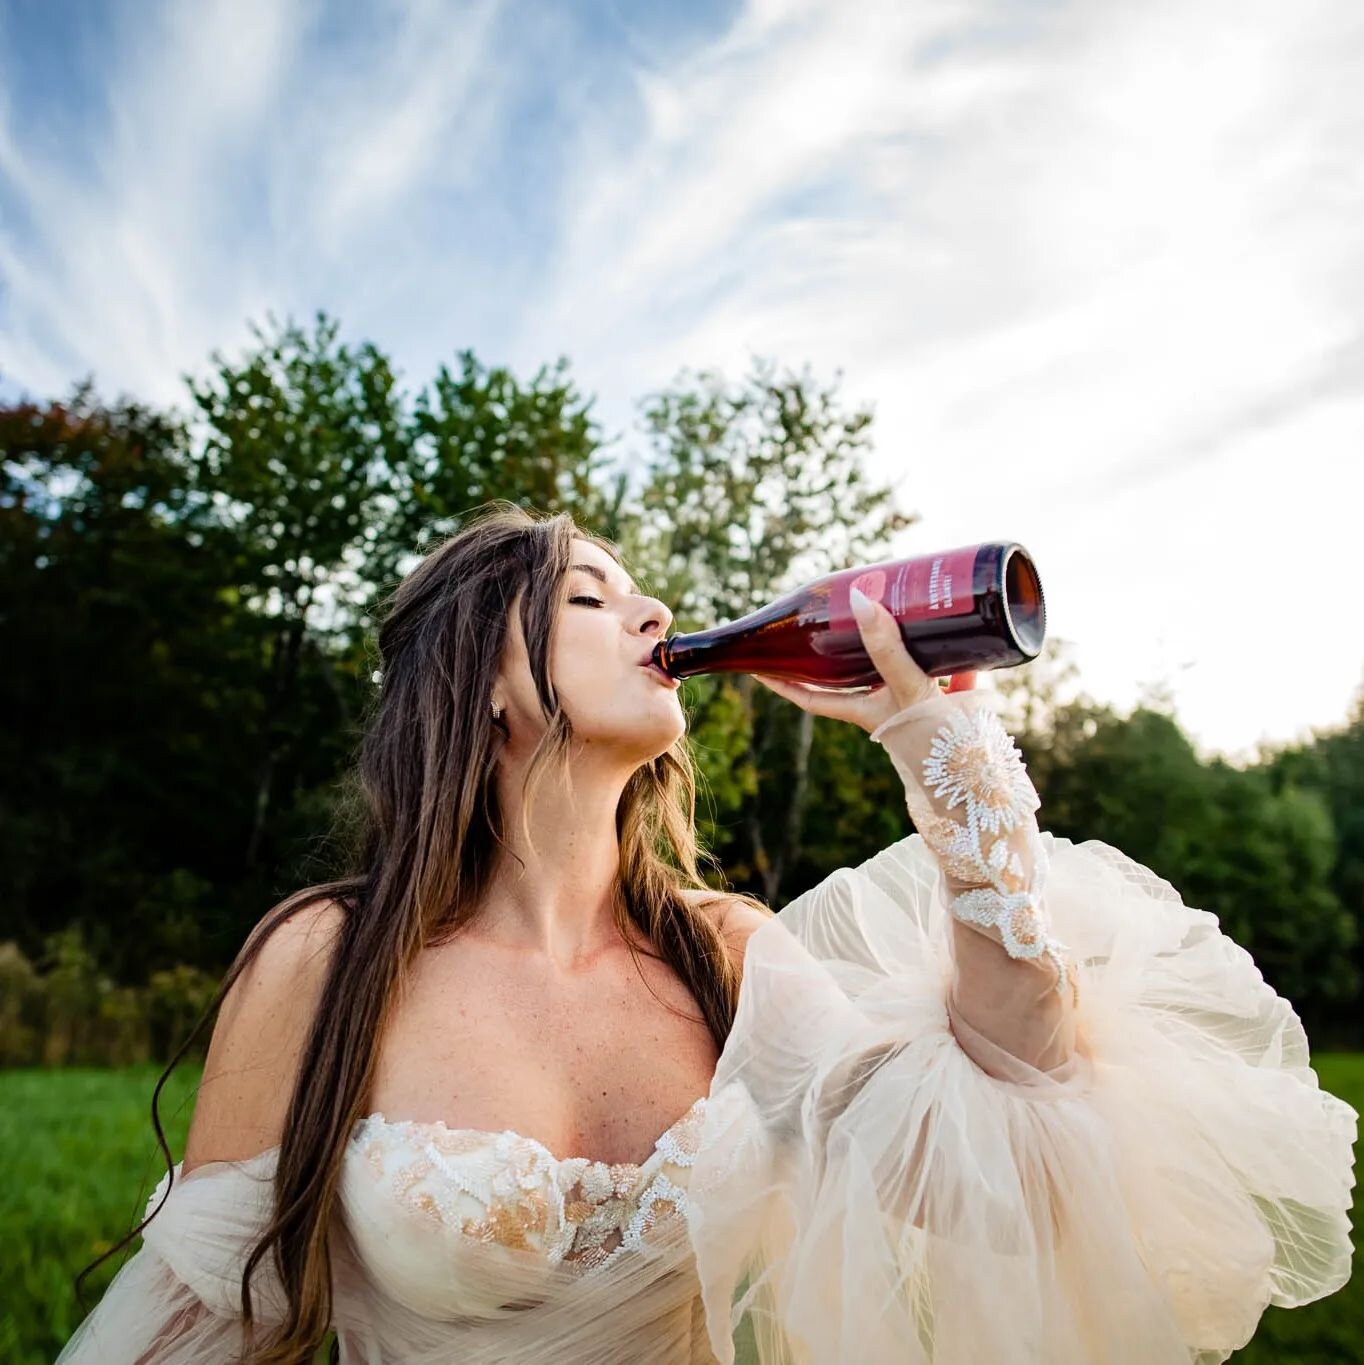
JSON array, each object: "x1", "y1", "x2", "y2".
[{"x1": 752, "y1": 586, "x2": 978, "y2": 735}]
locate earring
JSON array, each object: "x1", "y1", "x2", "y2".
[{"x1": 491, "y1": 700, "x2": 503, "y2": 719}]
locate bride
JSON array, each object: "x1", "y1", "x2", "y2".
[{"x1": 60, "y1": 504, "x2": 1356, "y2": 1363}]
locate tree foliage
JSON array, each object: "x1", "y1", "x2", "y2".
[{"x1": 2, "y1": 317, "x2": 1361, "y2": 1041}]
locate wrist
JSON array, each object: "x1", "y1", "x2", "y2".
[{"x1": 868, "y1": 684, "x2": 1005, "y2": 745}]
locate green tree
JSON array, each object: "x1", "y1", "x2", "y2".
[
  {"x1": 1261, "y1": 684, "x2": 1364, "y2": 1031},
  {"x1": 1030, "y1": 699, "x2": 1356, "y2": 1018},
  {"x1": 402, "y1": 350, "x2": 618, "y2": 549},
  {"x1": 0, "y1": 386, "x2": 257, "y2": 973},
  {"x1": 183, "y1": 310, "x2": 413, "y2": 868}
]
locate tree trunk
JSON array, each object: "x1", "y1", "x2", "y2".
[
  {"x1": 765, "y1": 706, "x2": 814, "y2": 904},
  {"x1": 245, "y1": 618, "x2": 307, "y2": 869},
  {"x1": 740, "y1": 677, "x2": 814, "y2": 906}
]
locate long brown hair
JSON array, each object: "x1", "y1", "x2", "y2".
[{"x1": 75, "y1": 502, "x2": 770, "y2": 1362}]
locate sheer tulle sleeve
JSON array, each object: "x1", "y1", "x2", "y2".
[
  {"x1": 56, "y1": 1149, "x2": 289, "y2": 1364},
  {"x1": 688, "y1": 688, "x2": 1358, "y2": 1365},
  {"x1": 870, "y1": 688, "x2": 1077, "y2": 1078}
]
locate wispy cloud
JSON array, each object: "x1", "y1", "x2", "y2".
[
  {"x1": 1, "y1": 0, "x2": 1360, "y2": 757},
  {"x1": 0, "y1": 0, "x2": 508, "y2": 406},
  {"x1": 1101, "y1": 329, "x2": 1364, "y2": 495},
  {"x1": 522, "y1": 0, "x2": 1364, "y2": 759}
]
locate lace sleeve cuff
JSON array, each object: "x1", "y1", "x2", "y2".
[{"x1": 870, "y1": 688, "x2": 1070, "y2": 996}]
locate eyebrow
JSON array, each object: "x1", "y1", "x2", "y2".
[{"x1": 571, "y1": 563, "x2": 640, "y2": 596}]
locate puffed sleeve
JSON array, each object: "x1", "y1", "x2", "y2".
[
  {"x1": 55, "y1": 1149, "x2": 289, "y2": 1364},
  {"x1": 687, "y1": 688, "x2": 1357, "y2": 1365}
]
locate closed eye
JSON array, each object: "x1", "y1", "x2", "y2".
[{"x1": 569, "y1": 595, "x2": 604, "y2": 608}]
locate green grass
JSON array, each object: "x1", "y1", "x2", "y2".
[
  {"x1": 1, "y1": 1063, "x2": 206, "y2": 1364},
  {"x1": 3, "y1": 1059, "x2": 1359, "y2": 1364}
]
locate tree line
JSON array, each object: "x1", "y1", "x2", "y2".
[{"x1": 2, "y1": 309, "x2": 1360, "y2": 1058}]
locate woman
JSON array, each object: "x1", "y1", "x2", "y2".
[{"x1": 60, "y1": 504, "x2": 1356, "y2": 1364}]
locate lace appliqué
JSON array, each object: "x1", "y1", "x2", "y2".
[
  {"x1": 352, "y1": 1098, "x2": 705, "y2": 1273},
  {"x1": 874, "y1": 696, "x2": 1070, "y2": 995}
]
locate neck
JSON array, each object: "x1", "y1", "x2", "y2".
[{"x1": 475, "y1": 744, "x2": 636, "y2": 968}]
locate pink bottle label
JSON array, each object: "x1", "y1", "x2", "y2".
[{"x1": 825, "y1": 547, "x2": 978, "y2": 633}]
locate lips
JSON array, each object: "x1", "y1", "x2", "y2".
[{"x1": 640, "y1": 660, "x2": 680, "y2": 688}]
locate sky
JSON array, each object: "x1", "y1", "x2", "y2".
[{"x1": 1, "y1": 0, "x2": 1361, "y2": 764}]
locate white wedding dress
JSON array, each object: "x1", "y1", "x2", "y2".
[{"x1": 56, "y1": 689, "x2": 1358, "y2": 1364}]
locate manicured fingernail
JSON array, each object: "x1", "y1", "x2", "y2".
[{"x1": 849, "y1": 586, "x2": 871, "y2": 617}]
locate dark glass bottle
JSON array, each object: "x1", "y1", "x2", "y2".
[{"x1": 649, "y1": 541, "x2": 1045, "y2": 689}]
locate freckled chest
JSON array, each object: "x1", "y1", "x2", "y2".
[{"x1": 367, "y1": 936, "x2": 720, "y2": 1167}]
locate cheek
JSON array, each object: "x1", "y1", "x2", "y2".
[{"x1": 549, "y1": 624, "x2": 617, "y2": 693}]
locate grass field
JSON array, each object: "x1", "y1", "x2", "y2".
[{"x1": 4, "y1": 1059, "x2": 1360, "y2": 1364}]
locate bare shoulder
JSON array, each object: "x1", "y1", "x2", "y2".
[
  {"x1": 680, "y1": 887, "x2": 776, "y2": 975},
  {"x1": 182, "y1": 896, "x2": 347, "y2": 1173},
  {"x1": 237, "y1": 894, "x2": 347, "y2": 975}
]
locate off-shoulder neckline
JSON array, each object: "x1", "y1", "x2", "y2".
[{"x1": 351, "y1": 1095, "x2": 708, "y2": 1172}]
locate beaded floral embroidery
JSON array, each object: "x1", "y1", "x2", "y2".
[
  {"x1": 874, "y1": 695, "x2": 1070, "y2": 995},
  {"x1": 351, "y1": 1097, "x2": 705, "y2": 1273}
]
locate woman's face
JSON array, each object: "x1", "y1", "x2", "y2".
[{"x1": 496, "y1": 539, "x2": 684, "y2": 761}]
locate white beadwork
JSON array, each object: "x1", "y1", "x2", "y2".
[
  {"x1": 920, "y1": 704, "x2": 1039, "y2": 835},
  {"x1": 873, "y1": 694, "x2": 1070, "y2": 995},
  {"x1": 349, "y1": 1098, "x2": 706, "y2": 1270},
  {"x1": 656, "y1": 1126, "x2": 698, "y2": 1169},
  {"x1": 622, "y1": 1175, "x2": 690, "y2": 1252}
]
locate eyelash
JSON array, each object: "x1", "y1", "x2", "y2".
[{"x1": 570, "y1": 595, "x2": 604, "y2": 608}]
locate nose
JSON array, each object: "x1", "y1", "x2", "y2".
[{"x1": 637, "y1": 596, "x2": 673, "y2": 638}]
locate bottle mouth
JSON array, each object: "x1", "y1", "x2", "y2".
[{"x1": 1002, "y1": 548, "x2": 1046, "y2": 657}]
